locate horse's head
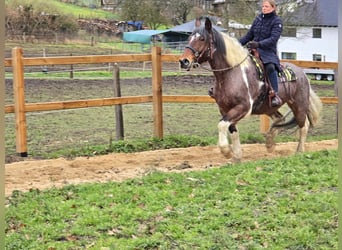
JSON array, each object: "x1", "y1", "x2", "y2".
[{"x1": 179, "y1": 17, "x2": 214, "y2": 70}]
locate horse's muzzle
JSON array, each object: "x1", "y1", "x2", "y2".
[{"x1": 179, "y1": 58, "x2": 192, "y2": 70}]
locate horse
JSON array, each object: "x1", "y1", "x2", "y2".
[{"x1": 179, "y1": 17, "x2": 322, "y2": 163}]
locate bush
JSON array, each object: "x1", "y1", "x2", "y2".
[{"x1": 5, "y1": 0, "x2": 79, "y2": 38}]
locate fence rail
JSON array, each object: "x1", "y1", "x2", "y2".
[{"x1": 5, "y1": 47, "x2": 338, "y2": 156}]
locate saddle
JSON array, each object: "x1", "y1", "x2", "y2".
[
  {"x1": 249, "y1": 49, "x2": 297, "y2": 84},
  {"x1": 278, "y1": 65, "x2": 297, "y2": 83},
  {"x1": 249, "y1": 49, "x2": 297, "y2": 110}
]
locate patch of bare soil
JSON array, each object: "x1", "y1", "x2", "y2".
[{"x1": 5, "y1": 139, "x2": 337, "y2": 196}]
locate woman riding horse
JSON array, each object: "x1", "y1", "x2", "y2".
[
  {"x1": 239, "y1": 0, "x2": 283, "y2": 107},
  {"x1": 179, "y1": 17, "x2": 322, "y2": 163}
]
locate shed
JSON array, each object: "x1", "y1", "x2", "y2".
[
  {"x1": 123, "y1": 30, "x2": 169, "y2": 44},
  {"x1": 122, "y1": 19, "x2": 227, "y2": 44},
  {"x1": 169, "y1": 19, "x2": 227, "y2": 33}
]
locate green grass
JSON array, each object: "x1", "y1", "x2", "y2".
[
  {"x1": 5, "y1": 149, "x2": 338, "y2": 249},
  {"x1": 6, "y1": 0, "x2": 118, "y2": 20},
  {"x1": 50, "y1": 0, "x2": 116, "y2": 19},
  {"x1": 5, "y1": 70, "x2": 187, "y2": 80}
]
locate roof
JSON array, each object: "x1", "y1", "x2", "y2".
[
  {"x1": 169, "y1": 19, "x2": 227, "y2": 33},
  {"x1": 285, "y1": 0, "x2": 337, "y2": 27},
  {"x1": 122, "y1": 19, "x2": 227, "y2": 44},
  {"x1": 123, "y1": 30, "x2": 168, "y2": 44}
]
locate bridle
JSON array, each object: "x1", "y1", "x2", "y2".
[
  {"x1": 184, "y1": 44, "x2": 210, "y2": 68},
  {"x1": 185, "y1": 32, "x2": 249, "y2": 72}
]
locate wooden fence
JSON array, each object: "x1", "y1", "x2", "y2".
[{"x1": 4, "y1": 47, "x2": 338, "y2": 156}]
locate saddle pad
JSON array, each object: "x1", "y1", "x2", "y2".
[
  {"x1": 250, "y1": 55, "x2": 264, "y2": 81},
  {"x1": 250, "y1": 55, "x2": 297, "y2": 82},
  {"x1": 279, "y1": 65, "x2": 297, "y2": 82}
]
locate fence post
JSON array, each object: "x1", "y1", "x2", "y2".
[
  {"x1": 12, "y1": 47, "x2": 28, "y2": 156},
  {"x1": 113, "y1": 64, "x2": 124, "y2": 140},
  {"x1": 70, "y1": 53, "x2": 74, "y2": 79},
  {"x1": 151, "y1": 46, "x2": 163, "y2": 138}
]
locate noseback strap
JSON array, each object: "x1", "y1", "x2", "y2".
[{"x1": 185, "y1": 45, "x2": 199, "y2": 58}]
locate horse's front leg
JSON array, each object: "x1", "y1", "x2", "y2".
[{"x1": 218, "y1": 120, "x2": 242, "y2": 163}]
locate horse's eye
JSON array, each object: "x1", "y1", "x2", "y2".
[{"x1": 199, "y1": 36, "x2": 205, "y2": 41}]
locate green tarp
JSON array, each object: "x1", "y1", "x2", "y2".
[
  {"x1": 123, "y1": 30, "x2": 168, "y2": 44},
  {"x1": 122, "y1": 19, "x2": 227, "y2": 44}
]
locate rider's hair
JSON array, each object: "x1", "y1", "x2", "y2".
[{"x1": 263, "y1": 0, "x2": 277, "y2": 8}]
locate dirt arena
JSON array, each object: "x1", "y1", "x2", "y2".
[{"x1": 5, "y1": 139, "x2": 337, "y2": 196}]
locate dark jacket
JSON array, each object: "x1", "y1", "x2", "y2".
[{"x1": 239, "y1": 11, "x2": 283, "y2": 70}]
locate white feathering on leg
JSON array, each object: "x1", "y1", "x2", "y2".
[{"x1": 217, "y1": 120, "x2": 231, "y2": 158}]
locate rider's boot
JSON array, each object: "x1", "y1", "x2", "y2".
[{"x1": 271, "y1": 93, "x2": 282, "y2": 107}]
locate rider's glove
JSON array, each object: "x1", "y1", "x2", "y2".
[{"x1": 247, "y1": 41, "x2": 259, "y2": 49}]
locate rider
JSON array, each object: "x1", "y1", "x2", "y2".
[{"x1": 239, "y1": 0, "x2": 283, "y2": 107}]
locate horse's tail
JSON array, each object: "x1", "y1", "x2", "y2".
[
  {"x1": 272, "y1": 86, "x2": 322, "y2": 129},
  {"x1": 272, "y1": 116, "x2": 297, "y2": 129},
  {"x1": 307, "y1": 86, "x2": 322, "y2": 128}
]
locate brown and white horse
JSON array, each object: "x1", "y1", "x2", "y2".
[{"x1": 179, "y1": 17, "x2": 322, "y2": 162}]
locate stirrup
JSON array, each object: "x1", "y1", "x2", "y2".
[{"x1": 271, "y1": 95, "x2": 282, "y2": 107}]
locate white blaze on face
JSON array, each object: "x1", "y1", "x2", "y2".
[{"x1": 189, "y1": 33, "x2": 201, "y2": 43}]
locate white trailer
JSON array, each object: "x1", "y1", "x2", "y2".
[{"x1": 303, "y1": 68, "x2": 335, "y2": 81}]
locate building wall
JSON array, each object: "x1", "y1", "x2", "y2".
[{"x1": 278, "y1": 27, "x2": 338, "y2": 62}]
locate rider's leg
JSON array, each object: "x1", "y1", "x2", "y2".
[{"x1": 265, "y1": 63, "x2": 282, "y2": 107}]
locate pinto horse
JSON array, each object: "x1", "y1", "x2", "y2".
[{"x1": 179, "y1": 17, "x2": 322, "y2": 162}]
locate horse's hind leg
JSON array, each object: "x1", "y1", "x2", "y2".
[
  {"x1": 265, "y1": 113, "x2": 283, "y2": 153},
  {"x1": 296, "y1": 116, "x2": 310, "y2": 153},
  {"x1": 229, "y1": 129, "x2": 242, "y2": 163},
  {"x1": 265, "y1": 126, "x2": 279, "y2": 153}
]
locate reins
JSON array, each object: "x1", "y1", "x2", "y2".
[
  {"x1": 197, "y1": 53, "x2": 250, "y2": 72},
  {"x1": 187, "y1": 33, "x2": 250, "y2": 72}
]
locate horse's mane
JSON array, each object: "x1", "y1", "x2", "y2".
[{"x1": 213, "y1": 30, "x2": 249, "y2": 67}]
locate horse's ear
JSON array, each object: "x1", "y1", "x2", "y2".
[
  {"x1": 205, "y1": 17, "x2": 212, "y2": 32},
  {"x1": 195, "y1": 18, "x2": 201, "y2": 28}
]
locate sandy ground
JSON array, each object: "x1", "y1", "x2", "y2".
[{"x1": 5, "y1": 139, "x2": 337, "y2": 197}]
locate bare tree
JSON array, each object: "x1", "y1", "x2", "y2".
[
  {"x1": 139, "y1": 0, "x2": 168, "y2": 29},
  {"x1": 168, "y1": 0, "x2": 195, "y2": 25},
  {"x1": 120, "y1": 0, "x2": 141, "y2": 22}
]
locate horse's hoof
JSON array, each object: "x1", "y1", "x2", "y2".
[
  {"x1": 219, "y1": 147, "x2": 232, "y2": 158},
  {"x1": 231, "y1": 157, "x2": 241, "y2": 163},
  {"x1": 296, "y1": 148, "x2": 304, "y2": 153},
  {"x1": 266, "y1": 144, "x2": 275, "y2": 153},
  {"x1": 224, "y1": 157, "x2": 241, "y2": 165}
]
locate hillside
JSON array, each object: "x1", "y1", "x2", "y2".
[{"x1": 5, "y1": 0, "x2": 122, "y2": 42}]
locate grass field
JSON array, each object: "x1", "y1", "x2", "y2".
[
  {"x1": 6, "y1": 0, "x2": 119, "y2": 20},
  {"x1": 5, "y1": 42, "x2": 338, "y2": 249},
  {"x1": 5, "y1": 149, "x2": 338, "y2": 249}
]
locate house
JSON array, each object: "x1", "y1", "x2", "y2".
[{"x1": 278, "y1": 0, "x2": 338, "y2": 79}]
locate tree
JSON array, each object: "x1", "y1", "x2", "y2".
[
  {"x1": 165, "y1": 0, "x2": 195, "y2": 25},
  {"x1": 120, "y1": 0, "x2": 169, "y2": 29},
  {"x1": 140, "y1": 0, "x2": 168, "y2": 29},
  {"x1": 120, "y1": 0, "x2": 141, "y2": 22}
]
